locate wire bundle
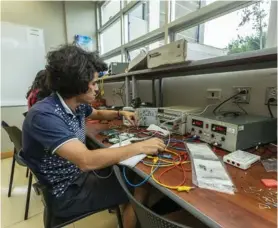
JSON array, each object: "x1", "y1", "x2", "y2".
[{"x1": 123, "y1": 149, "x2": 194, "y2": 192}]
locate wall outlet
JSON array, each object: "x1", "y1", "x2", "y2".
[
  {"x1": 207, "y1": 88, "x2": 222, "y2": 100},
  {"x1": 112, "y1": 88, "x2": 124, "y2": 96},
  {"x1": 265, "y1": 87, "x2": 277, "y2": 105},
  {"x1": 233, "y1": 86, "x2": 251, "y2": 104}
]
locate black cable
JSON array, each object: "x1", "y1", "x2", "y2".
[
  {"x1": 213, "y1": 90, "x2": 246, "y2": 116},
  {"x1": 235, "y1": 101, "x2": 248, "y2": 115},
  {"x1": 118, "y1": 94, "x2": 125, "y2": 106},
  {"x1": 267, "y1": 98, "x2": 276, "y2": 118}
]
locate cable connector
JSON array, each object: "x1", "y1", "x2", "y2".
[
  {"x1": 239, "y1": 89, "x2": 248, "y2": 94},
  {"x1": 267, "y1": 97, "x2": 276, "y2": 118},
  {"x1": 147, "y1": 155, "x2": 155, "y2": 159},
  {"x1": 177, "y1": 186, "x2": 195, "y2": 192},
  {"x1": 153, "y1": 157, "x2": 159, "y2": 164},
  {"x1": 268, "y1": 98, "x2": 276, "y2": 103}
]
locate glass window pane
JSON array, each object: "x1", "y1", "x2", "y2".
[
  {"x1": 101, "y1": 0, "x2": 121, "y2": 25},
  {"x1": 126, "y1": 1, "x2": 165, "y2": 42},
  {"x1": 128, "y1": 40, "x2": 164, "y2": 60},
  {"x1": 175, "y1": 0, "x2": 271, "y2": 60},
  {"x1": 100, "y1": 20, "x2": 121, "y2": 54},
  {"x1": 171, "y1": 0, "x2": 216, "y2": 22}
]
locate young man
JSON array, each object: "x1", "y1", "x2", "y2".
[{"x1": 22, "y1": 45, "x2": 165, "y2": 228}]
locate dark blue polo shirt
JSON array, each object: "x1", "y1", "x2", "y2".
[{"x1": 22, "y1": 93, "x2": 92, "y2": 198}]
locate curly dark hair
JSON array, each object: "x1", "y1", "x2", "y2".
[
  {"x1": 46, "y1": 44, "x2": 107, "y2": 98},
  {"x1": 26, "y1": 70, "x2": 51, "y2": 100}
]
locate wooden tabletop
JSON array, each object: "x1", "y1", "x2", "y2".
[{"x1": 86, "y1": 121, "x2": 277, "y2": 228}]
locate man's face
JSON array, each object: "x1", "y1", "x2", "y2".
[{"x1": 77, "y1": 72, "x2": 99, "y2": 104}]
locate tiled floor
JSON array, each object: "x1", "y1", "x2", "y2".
[{"x1": 1, "y1": 158, "x2": 118, "y2": 228}]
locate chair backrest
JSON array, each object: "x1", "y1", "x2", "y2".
[
  {"x1": 1, "y1": 121, "x2": 22, "y2": 153},
  {"x1": 113, "y1": 166, "x2": 189, "y2": 228}
]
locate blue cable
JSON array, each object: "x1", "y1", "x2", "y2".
[
  {"x1": 123, "y1": 162, "x2": 161, "y2": 187},
  {"x1": 169, "y1": 146, "x2": 187, "y2": 151}
]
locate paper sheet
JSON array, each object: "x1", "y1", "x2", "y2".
[{"x1": 110, "y1": 138, "x2": 146, "y2": 168}]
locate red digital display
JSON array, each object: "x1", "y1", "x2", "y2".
[
  {"x1": 211, "y1": 124, "x2": 227, "y2": 135},
  {"x1": 192, "y1": 119, "x2": 203, "y2": 128}
]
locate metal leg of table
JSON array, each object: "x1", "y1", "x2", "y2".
[
  {"x1": 131, "y1": 76, "x2": 137, "y2": 99},
  {"x1": 125, "y1": 77, "x2": 130, "y2": 106},
  {"x1": 152, "y1": 79, "x2": 157, "y2": 107},
  {"x1": 158, "y1": 78, "x2": 163, "y2": 107}
]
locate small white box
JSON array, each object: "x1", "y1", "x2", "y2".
[{"x1": 223, "y1": 150, "x2": 261, "y2": 170}]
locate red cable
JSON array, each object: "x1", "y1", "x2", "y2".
[
  {"x1": 158, "y1": 162, "x2": 187, "y2": 187},
  {"x1": 157, "y1": 153, "x2": 189, "y2": 187}
]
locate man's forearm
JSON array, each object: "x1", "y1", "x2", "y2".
[
  {"x1": 91, "y1": 110, "x2": 121, "y2": 120},
  {"x1": 81, "y1": 144, "x2": 139, "y2": 171}
]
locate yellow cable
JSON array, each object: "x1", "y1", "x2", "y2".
[
  {"x1": 99, "y1": 74, "x2": 109, "y2": 96},
  {"x1": 142, "y1": 161, "x2": 189, "y2": 168},
  {"x1": 151, "y1": 165, "x2": 194, "y2": 192},
  {"x1": 146, "y1": 152, "x2": 194, "y2": 192},
  {"x1": 146, "y1": 150, "x2": 188, "y2": 165}
]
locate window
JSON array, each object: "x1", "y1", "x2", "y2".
[
  {"x1": 128, "y1": 40, "x2": 164, "y2": 61},
  {"x1": 171, "y1": 0, "x2": 216, "y2": 22},
  {"x1": 101, "y1": 0, "x2": 121, "y2": 25},
  {"x1": 175, "y1": 0, "x2": 271, "y2": 60},
  {"x1": 125, "y1": 1, "x2": 165, "y2": 42},
  {"x1": 100, "y1": 20, "x2": 121, "y2": 54},
  {"x1": 104, "y1": 55, "x2": 122, "y2": 67}
]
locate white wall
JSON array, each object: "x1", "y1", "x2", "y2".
[
  {"x1": 1, "y1": 1, "x2": 98, "y2": 152},
  {"x1": 1, "y1": 1, "x2": 67, "y2": 152},
  {"x1": 64, "y1": 1, "x2": 97, "y2": 50},
  {"x1": 162, "y1": 68, "x2": 277, "y2": 118},
  {"x1": 1, "y1": 1, "x2": 67, "y2": 51},
  {"x1": 103, "y1": 68, "x2": 277, "y2": 119}
]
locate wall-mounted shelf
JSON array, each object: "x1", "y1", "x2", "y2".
[{"x1": 102, "y1": 47, "x2": 277, "y2": 83}]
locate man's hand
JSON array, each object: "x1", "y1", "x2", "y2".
[
  {"x1": 120, "y1": 111, "x2": 136, "y2": 126},
  {"x1": 130, "y1": 138, "x2": 166, "y2": 155}
]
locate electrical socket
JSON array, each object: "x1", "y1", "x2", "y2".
[
  {"x1": 265, "y1": 87, "x2": 277, "y2": 105},
  {"x1": 207, "y1": 88, "x2": 222, "y2": 100},
  {"x1": 112, "y1": 88, "x2": 124, "y2": 96},
  {"x1": 233, "y1": 86, "x2": 251, "y2": 104}
]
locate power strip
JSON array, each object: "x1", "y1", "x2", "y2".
[{"x1": 223, "y1": 150, "x2": 261, "y2": 170}]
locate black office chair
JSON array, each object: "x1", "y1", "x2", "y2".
[
  {"x1": 18, "y1": 153, "x2": 124, "y2": 228},
  {"x1": 1, "y1": 121, "x2": 33, "y2": 220},
  {"x1": 22, "y1": 112, "x2": 30, "y2": 178},
  {"x1": 113, "y1": 165, "x2": 190, "y2": 228}
]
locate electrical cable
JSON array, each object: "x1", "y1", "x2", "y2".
[
  {"x1": 193, "y1": 104, "x2": 218, "y2": 116},
  {"x1": 92, "y1": 168, "x2": 114, "y2": 179},
  {"x1": 212, "y1": 90, "x2": 246, "y2": 116},
  {"x1": 270, "y1": 143, "x2": 277, "y2": 147},
  {"x1": 178, "y1": 104, "x2": 218, "y2": 125},
  {"x1": 123, "y1": 162, "x2": 160, "y2": 187},
  {"x1": 234, "y1": 99, "x2": 248, "y2": 115},
  {"x1": 267, "y1": 98, "x2": 276, "y2": 118},
  {"x1": 99, "y1": 74, "x2": 109, "y2": 96},
  {"x1": 150, "y1": 155, "x2": 192, "y2": 191},
  {"x1": 157, "y1": 162, "x2": 188, "y2": 187},
  {"x1": 142, "y1": 149, "x2": 193, "y2": 191}
]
